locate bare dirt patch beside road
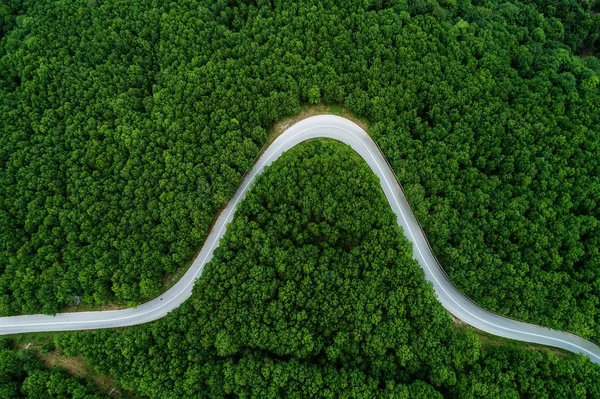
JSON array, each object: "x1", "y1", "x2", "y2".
[
  {"x1": 16, "y1": 341, "x2": 135, "y2": 398},
  {"x1": 268, "y1": 103, "x2": 368, "y2": 144}
]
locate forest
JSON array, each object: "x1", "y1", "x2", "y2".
[
  {"x1": 53, "y1": 141, "x2": 600, "y2": 398},
  {"x1": 1, "y1": 0, "x2": 600, "y2": 342},
  {"x1": 0, "y1": 337, "x2": 108, "y2": 398},
  {"x1": 1, "y1": 0, "x2": 600, "y2": 396}
]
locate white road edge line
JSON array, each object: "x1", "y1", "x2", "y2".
[{"x1": 1, "y1": 115, "x2": 599, "y2": 365}]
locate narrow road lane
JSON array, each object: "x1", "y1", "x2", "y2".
[{"x1": 1, "y1": 116, "x2": 599, "y2": 364}]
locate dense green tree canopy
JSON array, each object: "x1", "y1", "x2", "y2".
[
  {"x1": 0, "y1": 337, "x2": 107, "y2": 399},
  {"x1": 1, "y1": 0, "x2": 600, "y2": 341},
  {"x1": 55, "y1": 141, "x2": 600, "y2": 398}
]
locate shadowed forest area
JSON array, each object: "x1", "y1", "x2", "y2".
[{"x1": 0, "y1": 337, "x2": 110, "y2": 398}]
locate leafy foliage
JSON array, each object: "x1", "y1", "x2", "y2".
[
  {"x1": 520, "y1": 0, "x2": 600, "y2": 53},
  {"x1": 1, "y1": 0, "x2": 600, "y2": 340},
  {"x1": 55, "y1": 141, "x2": 600, "y2": 399},
  {"x1": 0, "y1": 337, "x2": 107, "y2": 399}
]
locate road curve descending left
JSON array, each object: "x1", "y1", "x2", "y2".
[{"x1": 0, "y1": 116, "x2": 599, "y2": 364}]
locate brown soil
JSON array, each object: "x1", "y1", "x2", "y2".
[
  {"x1": 579, "y1": 48, "x2": 598, "y2": 58},
  {"x1": 17, "y1": 343, "x2": 135, "y2": 398},
  {"x1": 268, "y1": 103, "x2": 369, "y2": 145},
  {"x1": 63, "y1": 302, "x2": 128, "y2": 313}
]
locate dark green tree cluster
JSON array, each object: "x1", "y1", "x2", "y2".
[
  {"x1": 521, "y1": 0, "x2": 600, "y2": 54},
  {"x1": 0, "y1": 0, "x2": 27, "y2": 39},
  {"x1": 1, "y1": 0, "x2": 600, "y2": 340},
  {"x1": 54, "y1": 141, "x2": 600, "y2": 398},
  {"x1": 366, "y1": 2, "x2": 600, "y2": 338},
  {"x1": 0, "y1": 337, "x2": 107, "y2": 399}
]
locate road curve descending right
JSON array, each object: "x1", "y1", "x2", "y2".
[{"x1": 0, "y1": 115, "x2": 598, "y2": 365}]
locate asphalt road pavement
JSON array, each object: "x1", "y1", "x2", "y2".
[{"x1": 1, "y1": 116, "x2": 598, "y2": 364}]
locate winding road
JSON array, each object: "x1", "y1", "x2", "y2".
[{"x1": 1, "y1": 116, "x2": 599, "y2": 364}]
